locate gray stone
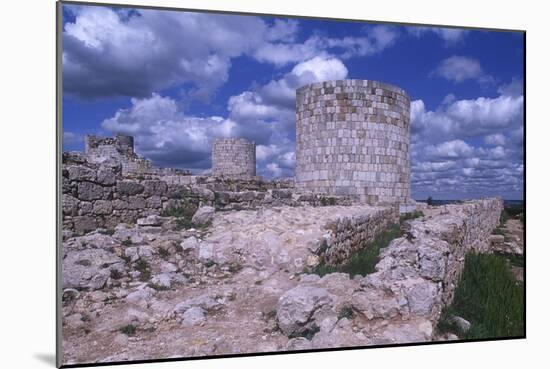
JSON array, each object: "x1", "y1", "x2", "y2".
[
  {"x1": 62, "y1": 248, "x2": 124, "y2": 290},
  {"x1": 191, "y1": 206, "x2": 215, "y2": 225},
  {"x1": 142, "y1": 180, "x2": 168, "y2": 196},
  {"x1": 73, "y1": 216, "x2": 97, "y2": 234},
  {"x1": 117, "y1": 181, "x2": 144, "y2": 196},
  {"x1": 137, "y1": 215, "x2": 163, "y2": 227},
  {"x1": 276, "y1": 286, "x2": 335, "y2": 337},
  {"x1": 406, "y1": 281, "x2": 438, "y2": 316},
  {"x1": 93, "y1": 200, "x2": 113, "y2": 215},
  {"x1": 67, "y1": 165, "x2": 96, "y2": 182},
  {"x1": 451, "y1": 315, "x2": 471, "y2": 333},
  {"x1": 151, "y1": 273, "x2": 172, "y2": 289},
  {"x1": 180, "y1": 236, "x2": 199, "y2": 252},
  {"x1": 181, "y1": 306, "x2": 206, "y2": 326},
  {"x1": 78, "y1": 181, "x2": 104, "y2": 201},
  {"x1": 174, "y1": 294, "x2": 225, "y2": 314},
  {"x1": 96, "y1": 168, "x2": 116, "y2": 186}
]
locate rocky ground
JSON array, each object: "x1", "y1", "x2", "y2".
[{"x1": 61, "y1": 200, "x2": 502, "y2": 365}]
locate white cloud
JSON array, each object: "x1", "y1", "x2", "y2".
[
  {"x1": 484, "y1": 133, "x2": 506, "y2": 146},
  {"x1": 408, "y1": 26, "x2": 469, "y2": 45},
  {"x1": 63, "y1": 6, "x2": 300, "y2": 99},
  {"x1": 252, "y1": 26, "x2": 399, "y2": 66},
  {"x1": 432, "y1": 56, "x2": 494, "y2": 84},
  {"x1": 63, "y1": 131, "x2": 83, "y2": 146},
  {"x1": 101, "y1": 93, "x2": 237, "y2": 168},
  {"x1": 425, "y1": 139, "x2": 474, "y2": 159},
  {"x1": 411, "y1": 94, "x2": 523, "y2": 142}
]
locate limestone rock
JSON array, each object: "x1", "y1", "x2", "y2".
[
  {"x1": 181, "y1": 306, "x2": 206, "y2": 326},
  {"x1": 62, "y1": 248, "x2": 124, "y2": 290},
  {"x1": 191, "y1": 206, "x2": 215, "y2": 226},
  {"x1": 451, "y1": 315, "x2": 471, "y2": 334},
  {"x1": 276, "y1": 286, "x2": 335, "y2": 337}
]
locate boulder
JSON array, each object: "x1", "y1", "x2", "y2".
[
  {"x1": 451, "y1": 315, "x2": 471, "y2": 334},
  {"x1": 276, "y1": 286, "x2": 335, "y2": 337},
  {"x1": 116, "y1": 181, "x2": 144, "y2": 196},
  {"x1": 181, "y1": 306, "x2": 206, "y2": 326},
  {"x1": 191, "y1": 206, "x2": 215, "y2": 226},
  {"x1": 62, "y1": 248, "x2": 124, "y2": 290},
  {"x1": 137, "y1": 215, "x2": 163, "y2": 227}
]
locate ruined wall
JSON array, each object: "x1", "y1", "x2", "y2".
[
  {"x1": 85, "y1": 134, "x2": 153, "y2": 174},
  {"x1": 361, "y1": 198, "x2": 504, "y2": 324},
  {"x1": 212, "y1": 138, "x2": 256, "y2": 178},
  {"x1": 277, "y1": 198, "x2": 504, "y2": 346},
  {"x1": 295, "y1": 79, "x2": 411, "y2": 205},
  {"x1": 62, "y1": 153, "x2": 356, "y2": 237},
  {"x1": 320, "y1": 207, "x2": 398, "y2": 265}
]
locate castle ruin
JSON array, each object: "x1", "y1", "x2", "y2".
[
  {"x1": 295, "y1": 79, "x2": 411, "y2": 205},
  {"x1": 85, "y1": 134, "x2": 153, "y2": 175}
]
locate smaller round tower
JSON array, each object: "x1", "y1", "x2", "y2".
[{"x1": 212, "y1": 138, "x2": 256, "y2": 178}]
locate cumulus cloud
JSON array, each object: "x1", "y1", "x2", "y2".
[
  {"x1": 253, "y1": 25, "x2": 399, "y2": 66},
  {"x1": 484, "y1": 133, "x2": 506, "y2": 146},
  {"x1": 408, "y1": 26, "x2": 469, "y2": 45},
  {"x1": 410, "y1": 79, "x2": 524, "y2": 199},
  {"x1": 432, "y1": 56, "x2": 494, "y2": 85},
  {"x1": 101, "y1": 93, "x2": 237, "y2": 168},
  {"x1": 62, "y1": 6, "x2": 299, "y2": 99}
]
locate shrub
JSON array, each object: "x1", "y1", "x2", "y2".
[
  {"x1": 110, "y1": 268, "x2": 123, "y2": 280},
  {"x1": 119, "y1": 324, "x2": 136, "y2": 336},
  {"x1": 134, "y1": 259, "x2": 151, "y2": 281},
  {"x1": 121, "y1": 238, "x2": 132, "y2": 246},
  {"x1": 158, "y1": 248, "x2": 170, "y2": 260}
]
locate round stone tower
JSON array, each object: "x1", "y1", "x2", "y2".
[
  {"x1": 295, "y1": 79, "x2": 411, "y2": 205},
  {"x1": 212, "y1": 138, "x2": 256, "y2": 178}
]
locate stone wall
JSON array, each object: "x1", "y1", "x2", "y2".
[
  {"x1": 320, "y1": 207, "x2": 398, "y2": 265},
  {"x1": 361, "y1": 198, "x2": 504, "y2": 325},
  {"x1": 275, "y1": 198, "x2": 504, "y2": 346},
  {"x1": 295, "y1": 79, "x2": 411, "y2": 205},
  {"x1": 62, "y1": 153, "x2": 357, "y2": 237},
  {"x1": 212, "y1": 138, "x2": 256, "y2": 178}
]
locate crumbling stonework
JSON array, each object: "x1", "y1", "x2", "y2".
[
  {"x1": 212, "y1": 138, "x2": 256, "y2": 178},
  {"x1": 85, "y1": 134, "x2": 154, "y2": 175},
  {"x1": 62, "y1": 153, "x2": 356, "y2": 237},
  {"x1": 295, "y1": 79, "x2": 411, "y2": 205}
]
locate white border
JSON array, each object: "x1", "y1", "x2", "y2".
[{"x1": 1, "y1": 0, "x2": 547, "y2": 368}]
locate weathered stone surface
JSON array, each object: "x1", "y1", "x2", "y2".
[
  {"x1": 142, "y1": 180, "x2": 167, "y2": 196},
  {"x1": 93, "y1": 200, "x2": 113, "y2": 215},
  {"x1": 72, "y1": 216, "x2": 97, "y2": 234},
  {"x1": 276, "y1": 286, "x2": 335, "y2": 337},
  {"x1": 191, "y1": 206, "x2": 215, "y2": 225},
  {"x1": 451, "y1": 315, "x2": 471, "y2": 334},
  {"x1": 181, "y1": 306, "x2": 206, "y2": 326},
  {"x1": 137, "y1": 215, "x2": 163, "y2": 227},
  {"x1": 116, "y1": 181, "x2": 144, "y2": 196},
  {"x1": 62, "y1": 249, "x2": 124, "y2": 290},
  {"x1": 77, "y1": 182, "x2": 104, "y2": 201},
  {"x1": 67, "y1": 165, "x2": 96, "y2": 182}
]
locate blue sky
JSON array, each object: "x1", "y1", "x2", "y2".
[{"x1": 61, "y1": 4, "x2": 524, "y2": 200}]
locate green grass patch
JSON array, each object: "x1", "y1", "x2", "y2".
[
  {"x1": 161, "y1": 204, "x2": 211, "y2": 231},
  {"x1": 119, "y1": 324, "x2": 137, "y2": 336},
  {"x1": 134, "y1": 259, "x2": 151, "y2": 282},
  {"x1": 311, "y1": 222, "x2": 402, "y2": 277},
  {"x1": 400, "y1": 210, "x2": 424, "y2": 223},
  {"x1": 437, "y1": 253, "x2": 524, "y2": 340}
]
